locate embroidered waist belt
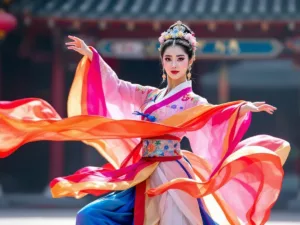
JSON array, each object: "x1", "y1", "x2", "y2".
[
  {"x1": 120, "y1": 135, "x2": 182, "y2": 167},
  {"x1": 142, "y1": 136, "x2": 182, "y2": 161}
]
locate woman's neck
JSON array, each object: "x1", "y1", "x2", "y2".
[{"x1": 167, "y1": 77, "x2": 187, "y2": 93}]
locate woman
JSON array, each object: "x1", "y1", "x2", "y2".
[{"x1": 0, "y1": 21, "x2": 290, "y2": 225}]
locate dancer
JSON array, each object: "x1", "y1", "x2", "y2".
[{"x1": 0, "y1": 21, "x2": 290, "y2": 225}]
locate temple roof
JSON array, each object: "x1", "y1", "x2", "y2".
[{"x1": 10, "y1": 0, "x2": 300, "y2": 21}]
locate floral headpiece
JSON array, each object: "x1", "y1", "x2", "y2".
[{"x1": 158, "y1": 21, "x2": 198, "y2": 52}]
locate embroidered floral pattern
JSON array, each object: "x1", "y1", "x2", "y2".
[
  {"x1": 140, "y1": 89, "x2": 160, "y2": 112},
  {"x1": 135, "y1": 85, "x2": 146, "y2": 94},
  {"x1": 145, "y1": 90, "x2": 160, "y2": 102},
  {"x1": 181, "y1": 93, "x2": 201, "y2": 104},
  {"x1": 181, "y1": 94, "x2": 190, "y2": 101},
  {"x1": 142, "y1": 139, "x2": 182, "y2": 157}
]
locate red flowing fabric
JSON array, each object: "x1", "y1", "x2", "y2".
[{"x1": 0, "y1": 52, "x2": 290, "y2": 225}]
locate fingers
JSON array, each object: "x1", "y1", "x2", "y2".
[
  {"x1": 268, "y1": 106, "x2": 276, "y2": 111},
  {"x1": 260, "y1": 104, "x2": 277, "y2": 111},
  {"x1": 67, "y1": 46, "x2": 82, "y2": 53},
  {"x1": 254, "y1": 102, "x2": 277, "y2": 110},
  {"x1": 268, "y1": 105, "x2": 277, "y2": 111},
  {"x1": 257, "y1": 103, "x2": 277, "y2": 111},
  {"x1": 266, "y1": 109, "x2": 274, "y2": 115},
  {"x1": 68, "y1": 35, "x2": 82, "y2": 42},
  {"x1": 66, "y1": 35, "x2": 84, "y2": 50},
  {"x1": 65, "y1": 42, "x2": 76, "y2": 46},
  {"x1": 260, "y1": 105, "x2": 277, "y2": 114}
]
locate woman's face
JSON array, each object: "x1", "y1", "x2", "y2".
[{"x1": 162, "y1": 45, "x2": 191, "y2": 81}]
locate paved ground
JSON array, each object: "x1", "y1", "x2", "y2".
[{"x1": 0, "y1": 209, "x2": 299, "y2": 225}]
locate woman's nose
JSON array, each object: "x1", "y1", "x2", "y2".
[{"x1": 172, "y1": 61, "x2": 177, "y2": 68}]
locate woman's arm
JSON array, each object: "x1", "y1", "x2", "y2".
[{"x1": 66, "y1": 35, "x2": 157, "y2": 110}]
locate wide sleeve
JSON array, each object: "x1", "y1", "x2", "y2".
[
  {"x1": 65, "y1": 47, "x2": 159, "y2": 168},
  {"x1": 185, "y1": 97, "x2": 252, "y2": 171},
  {"x1": 81, "y1": 47, "x2": 157, "y2": 120}
]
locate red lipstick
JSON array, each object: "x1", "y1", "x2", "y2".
[{"x1": 171, "y1": 71, "x2": 179, "y2": 74}]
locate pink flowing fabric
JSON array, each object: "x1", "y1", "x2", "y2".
[{"x1": 0, "y1": 47, "x2": 291, "y2": 225}]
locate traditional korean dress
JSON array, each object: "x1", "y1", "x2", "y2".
[{"x1": 0, "y1": 48, "x2": 290, "y2": 225}]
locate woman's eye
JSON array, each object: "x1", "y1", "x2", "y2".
[
  {"x1": 178, "y1": 57, "x2": 185, "y2": 61},
  {"x1": 165, "y1": 58, "x2": 171, "y2": 62}
]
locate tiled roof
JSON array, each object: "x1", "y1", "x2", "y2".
[{"x1": 10, "y1": 0, "x2": 300, "y2": 20}]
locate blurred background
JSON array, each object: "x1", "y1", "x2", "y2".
[{"x1": 0, "y1": 0, "x2": 300, "y2": 224}]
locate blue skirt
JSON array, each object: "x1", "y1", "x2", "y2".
[{"x1": 76, "y1": 188, "x2": 135, "y2": 225}]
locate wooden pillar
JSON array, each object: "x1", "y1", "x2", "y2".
[
  {"x1": 218, "y1": 62, "x2": 229, "y2": 103},
  {"x1": 49, "y1": 29, "x2": 65, "y2": 179}
]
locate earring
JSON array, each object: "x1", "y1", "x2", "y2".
[
  {"x1": 162, "y1": 71, "x2": 166, "y2": 81},
  {"x1": 187, "y1": 67, "x2": 192, "y2": 80}
]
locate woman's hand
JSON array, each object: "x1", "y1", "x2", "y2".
[
  {"x1": 240, "y1": 101, "x2": 277, "y2": 116},
  {"x1": 65, "y1": 35, "x2": 93, "y2": 61}
]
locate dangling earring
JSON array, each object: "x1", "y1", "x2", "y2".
[
  {"x1": 187, "y1": 67, "x2": 192, "y2": 80},
  {"x1": 162, "y1": 70, "x2": 167, "y2": 81}
]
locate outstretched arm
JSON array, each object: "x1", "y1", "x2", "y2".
[{"x1": 66, "y1": 36, "x2": 157, "y2": 112}]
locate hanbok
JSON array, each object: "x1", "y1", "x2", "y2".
[{"x1": 0, "y1": 48, "x2": 290, "y2": 225}]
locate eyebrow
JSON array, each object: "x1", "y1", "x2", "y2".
[{"x1": 164, "y1": 55, "x2": 185, "y2": 57}]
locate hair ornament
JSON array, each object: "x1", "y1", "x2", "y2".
[{"x1": 158, "y1": 21, "x2": 198, "y2": 52}]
